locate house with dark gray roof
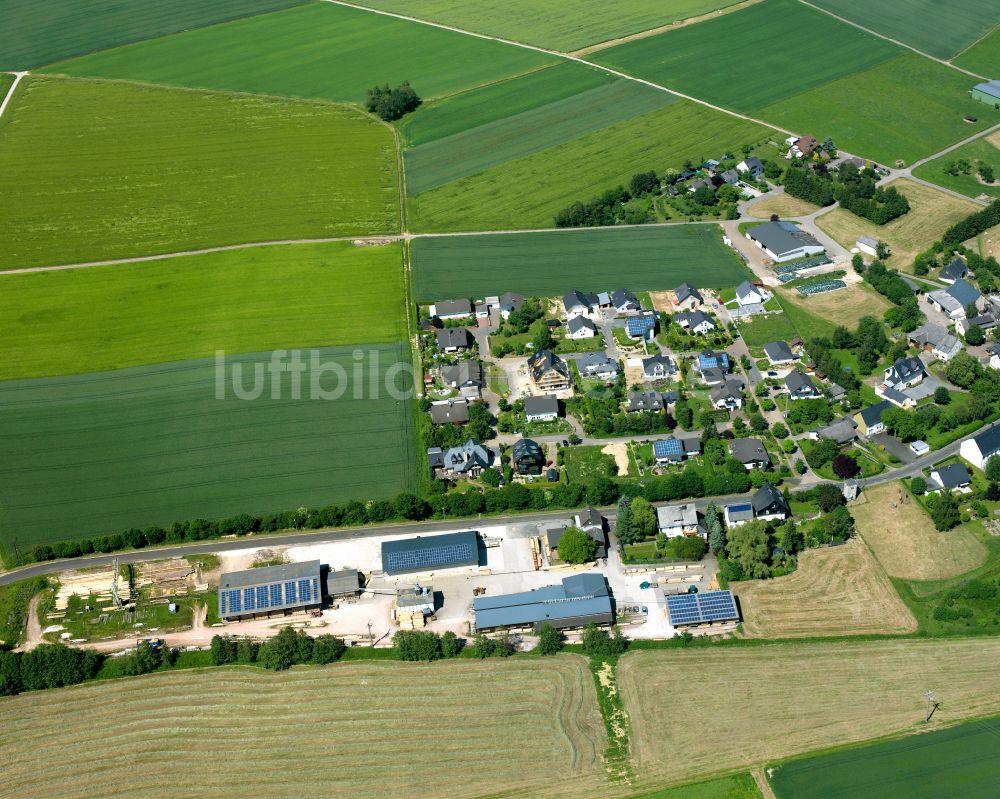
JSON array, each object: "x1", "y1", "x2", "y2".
[
  {"x1": 928, "y1": 463, "x2": 971, "y2": 494},
  {"x1": 729, "y1": 438, "x2": 770, "y2": 470},
  {"x1": 545, "y1": 524, "x2": 607, "y2": 561},
  {"x1": 430, "y1": 398, "x2": 469, "y2": 425},
  {"x1": 674, "y1": 282, "x2": 703, "y2": 309},
  {"x1": 784, "y1": 369, "x2": 821, "y2": 400},
  {"x1": 735, "y1": 280, "x2": 770, "y2": 306},
  {"x1": 746, "y1": 220, "x2": 824, "y2": 263},
  {"x1": 853, "y1": 400, "x2": 892, "y2": 436},
  {"x1": 711, "y1": 379, "x2": 744, "y2": 410},
  {"x1": 563, "y1": 290, "x2": 597, "y2": 317},
  {"x1": 736, "y1": 156, "x2": 763, "y2": 179},
  {"x1": 675, "y1": 310, "x2": 716, "y2": 334},
  {"x1": 960, "y1": 423, "x2": 1000, "y2": 469},
  {"x1": 578, "y1": 352, "x2": 619, "y2": 381},
  {"x1": 428, "y1": 439, "x2": 494, "y2": 478},
  {"x1": 524, "y1": 395, "x2": 559, "y2": 422},
  {"x1": 752, "y1": 482, "x2": 790, "y2": 522},
  {"x1": 440, "y1": 360, "x2": 485, "y2": 395},
  {"x1": 512, "y1": 437, "x2": 545, "y2": 475},
  {"x1": 642, "y1": 353, "x2": 677, "y2": 381},
  {"x1": 430, "y1": 299, "x2": 473, "y2": 319},
  {"x1": 612, "y1": 289, "x2": 640, "y2": 313},
  {"x1": 940, "y1": 258, "x2": 968, "y2": 284},
  {"x1": 499, "y1": 292, "x2": 525, "y2": 319},
  {"x1": 810, "y1": 417, "x2": 857, "y2": 445},
  {"x1": 909, "y1": 323, "x2": 962, "y2": 361},
  {"x1": 627, "y1": 391, "x2": 671, "y2": 413},
  {"x1": 719, "y1": 168, "x2": 740, "y2": 184},
  {"x1": 528, "y1": 349, "x2": 569, "y2": 392},
  {"x1": 763, "y1": 340, "x2": 797, "y2": 365},
  {"x1": 436, "y1": 327, "x2": 472, "y2": 353},
  {"x1": 929, "y1": 278, "x2": 983, "y2": 321},
  {"x1": 882, "y1": 356, "x2": 925, "y2": 390},
  {"x1": 567, "y1": 315, "x2": 598, "y2": 339},
  {"x1": 957, "y1": 312, "x2": 997, "y2": 337}
]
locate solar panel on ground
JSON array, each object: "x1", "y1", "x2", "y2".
[{"x1": 666, "y1": 590, "x2": 739, "y2": 626}]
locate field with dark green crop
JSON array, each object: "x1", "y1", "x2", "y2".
[
  {"x1": 44, "y1": 2, "x2": 555, "y2": 103},
  {"x1": 0, "y1": 242, "x2": 407, "y2": 380},
  {"x1": 410, "y1": 225, "x2": 747, "y2": 300},
  {"x1": 0, "y1": 0, "x2": 307, "y2": 70},
  {"x1": 0, "y1": 76, "x2": 399, "y2": 269},
  {"x1": 0, "y1": 343, "x2": 417, "y2": 549},
  {"x1": 769, "y1": 716, "x2": 1000, "y2": 799}
]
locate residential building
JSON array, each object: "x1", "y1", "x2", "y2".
[
  {"x1": 675, "y1": 310, "x2": 716, "y2": 334},
  {"x1": 856, "y1": 236, "x2": 878, "y2": 257},
  {"x1": 625, "y1": 311, "x2": 658, "y2": 340},
  {"x1": 828, "y1": 383, "x2": 846, "y2": 403},
  {"x1": 883, "y1": 356, "x2": 925, "y2": 390},
  {"x1": 597, "y1": 291, "x2": 612, "y2": 308},
  {"x1": 512, "y1": 437, "x2": 545, "y2": 475},
  {"x1": 928, "y1": 463, "x2": 972, "y2": 494},
  {"x1": 960, "y1": 424, "x2": 1000, "y2": 470},
  {"x1": 430, "y1": 299, "x2": 472, "y2": 320},
  {"x1": 972, "y1": 79, "x2": 1000, "y2": 106},
  {"x1": 528, "y1": 349, "x2": 570, "y2": 392},
  {"x1": 853, "y1": 401, "x2": 891, "y2": 436},
  {"x1": 427, "y1": 439, "x2": 494, "y2": 478},
  {"x1": 578, "y1": 352, "x2": 620, "y2": 381},
  {"x1": 430, "y1": 398, "x2": 469, "y2": 425},
  {"x1": 656, "y1": 502, "x2": 699, "y2": 537},
  {"x1": 679, "y1": 436, "x2": 701, "y2": 458},
  {"x1": 575, "y1": 506, "x2": 606, "y2": 536},
  {"x1": 524, "y1": 395, "x2": 559, "y2": 422},
  {"x1": 674, "y1": 282, "x2": 704, "y2": 309},
  {"x1": 928, "y1": 278, "x2": 983, "y2": 321},
  {"x1": 729, "y1": 438, "x2": 770, "y2": 470},
  {"x1": 382, "y1": 531, "x2": 480, "y2": 575},
  {"x1": 735, "y1": 280, "x2": 770, "y2": 307},
  {"x1": 710, "y1": 379, "x2": 744, "y2": 410},
  {"x1": 752, "y1": 482, "x2": 790, "y2": 522},
  {"x1": 784, "y1": 369, "x2": 822, "y2": 400},
  {"x1": 746, "y1": 220, "x2": 824, "y2": 263},
  {"x1": 563, "y1": 290, "x2": 597, "y2": 318},
  {"x1": 989, "y1": 342, "x2": 1000, "y2": 370},
  {"x1": 786, "y1": 134, "x2": 818, "y2": 159},
  {"x1": 642, "y1": 353, "x2": 677, "y2": 381},
  {"x1": 436, "y1": 327, "x2": 472, "y2": 353},
  {"x1": 440, "y1": 360, "x2": 485, "y2": 396},
  {"x1": 719, "y1": 168, "x2": 740, "y2": 184},
  {"x1": 809, "y1": 417, "x2": 857, "y2": 445},
  {"x1": 219, "y1": 560, "x2": 322, "y2": 621},
  {"x1": 724, "y1": 502, "x2": 755, "y2": 527},
  {"x1": 653, "y1": 438, "x2": 685, "y2": 464},
  {"x1": 567, "y1": 315, "x2": 598, "y2": 339},
  {"x1": 909, "y1": 323, "x2": 962, "y2": 361},
  {"x1": 612, "y1": 289, "x2": 640, "y2": 313},
  {"x1": 545, "y1": 524, "x2": 607, "y2": 561},
  {"x1": 698, "y1": 349, "x2": 730, "y2": 375},
  {"x1": 627, "y1": 391, "x2": 670, "y2": 413},
  {"x1": 939, "y1": 258, "x2": 968, "y2": 284},
  {"x1": 475, "y1": 302, "x2": 490, "y2": 319},
  {"x1": 763, "y1": 340, "x2": 797, "y2": 365},
  {"x1": 736, "y1": 156, "x2": 764, "y2": 179},
  {"x1": 498, "y1": 292, "x2": 525, "y2": 319},
  {"x1": 473, "y1": 573, "x2": 613, "y2": 632},
  {"x1": 957, "y1": 313, "x2": 997, "y2": 337}
]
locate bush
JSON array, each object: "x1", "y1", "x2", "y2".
[
  {"x1": 816, "y1": 483, "x2": 845, "y2": 512},
  {"x1": 556, "y1": 527, "x2": 597, "y2": 564},
  {"x1": 832, "y1": 453, "x2": 861, "y2": 478},
  {"x1": 910, "y1": 477, "x2": 927, "y2": 495},
  {"x1": 473, "y1": 631, "x2": 515, "y2": 658},
  {"x1": 393, "y1": 630, "x2": 443, "y2": 662},
  {"x1": 364, "y1": 81, "x2": 421, "y2": 121},
  {"x1": 536, "y1": 622, "x2": 564, "y2": 656},
  {"x1": 581, "y1": 624, "x2": 628, "y2": 657}
]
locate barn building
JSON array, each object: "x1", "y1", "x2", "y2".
[
  {"x1": 219, "y1": 560, "x2": 323, "y2": 621},
  {"x1": 666, "y1": 589, "x2": 740, "y2": 628},
  {"x1": 473, "y1": 573, "x2": 613, "y2": 632}
]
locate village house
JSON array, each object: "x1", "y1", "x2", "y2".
[
  {"x1": 563, "y1": 290, "x2": 597, "y2": 318},
  {"x1": 428, "y1": 439, "x2": 495, "y2": 479},
  {"x1": 710, "y1": 379, "x2": 744, "y2": 410},
  {"x1": 735, "y1": 280, "x2": 771, "y2": 307},
  {"x1": 578, "y1": 352, "x2": 620, "y2": 381},
  {"x1": 736, "y1": 156, "x2": 764, "y2": 180},
  {"x1": 430, "y1": 398, "x2": 470, "y2": 425},
  {"x1": 927, "y1": 463, "x2": 972, "y2": 494},
  {"x1": 498, "y1": 291, "x2": 525, "y2": 319},
  {"x1": 653, "y1": 438, "x2": 685, "y2": 464},
  {"x1": 612, "y1": 289, "x2": 641, "y2": 313},
  {"x1": 436, "y1": 327, "x2": 472, "y2": 353},
  {"x1": 960, "y1": 424, "x2": 1000, "y2": 470},
  {"x1": 566, "y1": 315, "x2": 598, "y2": 340},
  {"x1": 440, "y1": 360, "x2": 485, "y2": 398},
  {"x1": 625, "y1": 311, "x2": 658, "y2": 340},
  {"x1": 626, "y1": 391, "x2": 672, "y2": 413},
  {"x1": 784, "y1": 369, "x2": 822, "y2": 400},
  {"x1": 809, "y1": 417, "x2": 857, "y2": 445},
  {"x1": 957, "y1": 312, "x2": 997, "y2": 337},
  {"x1": 429, "y1": 298, "x2": 472, "y2": 320},
  {"x1": 939, "y1": 258, "x2": 968, "y2": 284},
  {"x1": 674, "y1": 282, "x2": 704, "y2": 310},
  {"x1": 853, "y1": 400, "x2": 891, "y2": 437},
  {"x1": 752, "y1": 482, "x2": 790, "y2": 522},
  {"x1": 656, "y1": 503, "x2": 700, "y2": 537},
  {"x1": 908, "y1": 323, "x2": 962, "y2": 361},
  {"x1": 927, "y1": 278, "x2": 983, "y2": 321},
  {"x1": 763, "y1": 340, "x2": 797, "y2": 366},
  {"x1": 728, "y1": 438, "x2": 770, "y2": 470},
  {"x1": 524, "y1": 395, "x2": 559, "y2": 423},
  {"x1": 674, "y1": 310, "x2": 716, "y2": 334},
  {"x1": 528, "y1": 350, "x2": 570, "y2": 392},
  {"x1": 512, "y1": 437, "x2": 545, "y2": 476},
  {"x1": 642, "y1": 353, "x2": 677, "y2": 381}
]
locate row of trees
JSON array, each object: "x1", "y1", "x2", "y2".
[
  {"x1": 0, "y1": 643, "x2": 103, "y2": 697},
  {"x1": 942, "y1": 199, "x2": 1000, "y2": 249},
  {"x1": 784, "y1": 161, "x2": 910, "y2": 225},
  {"x1": 211, "y1": 628, "x2": 348, "y2": 671}
]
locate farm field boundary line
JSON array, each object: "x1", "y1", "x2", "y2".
[
  {"x1": 908, "y1": 119, "x2": 1000, "y2": 170},
  {"x1": 951, "y1": 21, "x2": 1000, "y2": 61},
  {"x1": 795, "y1": 0, "x2": 986, "y2": 79},
  {"x1": 0, "y1": 71, "x2": 27, "y2": 118}
]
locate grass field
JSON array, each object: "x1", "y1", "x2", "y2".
[
  {"x1": 912, "y1": 136, "x2": 1000, "y2": 201},
  {"x1": 0, "y1": 0, "x2": 307, "y2": 70},
  {"x1": 954, "y1": 27, "x2": 1000, "y2": 75},
  {"x1": 45, "y1": 2, "x2": 556, "y2": 103},
  {"x1": 354, "y1": 0, "x2": 745, "y2": 51},
  {"x1": 0, "y1": 242, "x2": 406, "y2": 380},
  {"x1": 591, "y1": 0, "x2": 898, "y2": 112},
  {"x1": 733, "y1": 538, "x2": 916, "y2": 638},
  {"x1": 408, "y1": 101, "x2": 771, "y2": 231},
  {"x1": 405, "y1": 80, "x2": 674, "y2": 194},
  {"x1": 775, "y1": 282, "x2": 888, "y2": 333},
  {"x1": 746, "y1": 194, "x2": 821, "y2": 219},
  {"x1": 851, "y1": 483, "x2": 986, "y2": 580},
  {"x1": 0, "y1": 658, "x2": 608, "y2": 799},
  {"x1": 758, "y1": 53, "x2": 1000, "y2": 166},
  {"x1": 0, "y1": 76, "x2": 399, "y2": 270},
  {"x1": 631, "y1": 775, "x2": 762, "y2": 799},
  {"x1": 971, "y1": 222, "x2": 1000, "y2": 259},
  {"x1": 816, "y1": 179, "x2": 982, "y2": 268},
  {"x1": 410, "y1": 226, "x2": 747, "y2": 300},
  {"x1": 808, "y1": 0, "x2": 1000, "y2": 59},
  {"x1": 399, "y1": 62, "x2": 614, "y2": 147},
  {"x1": 0, "y1": 73, "x2": 13, "y2": 99},
  {"x1": 736, "y1": 312, "x2": 799, "y2": 348},
  {"x1": 619, "y1": 638, "x2": 1000, "y2": 784},
  {"x1": 0, "y1": 343, "x2": 416, "y2": 547},
  {"x1": 769, "y1": 715, "x2": 1000, "y2": 799}
]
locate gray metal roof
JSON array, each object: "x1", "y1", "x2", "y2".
[
  {"x1": 974, "y1": 80, "x2": 1000, "y2": 100},
  {"x1": 327, "y1": 569, "x2": 360, "y2": 596},
  {"x1": 473, "y1": 574, "x2": 612, "y2": 630},
  {"x1": 524, "y1": 395, "x2": 559, "y2": 415},
  {"x1": 748, "y1": 220, "x2": 821, "y2": 257},
  {"x1": 947, "y1": 278, "x2": 981, "y2": 308},
  {"x1": 382, "y1": 531, "x2": 480, "y2": 575},
  {"x1": 221, "y1": 560, "x2": 320, "y2": 591},
  {"x1": 219, "y1": 560, "x2": 322, "y2": 618}
]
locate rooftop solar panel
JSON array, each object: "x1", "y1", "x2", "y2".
[
  {"x1": 667, "y1": 590, "x2": 739, "y2": 626},
  {"x1": 381, "y1": 531, "x2": 480, "y2": 575}
]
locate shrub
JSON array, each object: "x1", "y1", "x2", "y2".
[
  {"x1": 910, "y1": 477, "x2": 927, "y2": 495},
  {"x1": 581, "y1": 624, "x2": 628, "y2": 657}
]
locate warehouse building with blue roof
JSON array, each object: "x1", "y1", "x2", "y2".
[{"x1": 473, "y1": 573, "x2": 614, "y2": 632}]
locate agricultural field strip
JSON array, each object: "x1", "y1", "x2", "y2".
[
  {"x1": 0, "y1": 71, "x2": 22, "y2": 118},
  {"x1": 953, "y1": 27, "x2": 1000, "y2": 75}
]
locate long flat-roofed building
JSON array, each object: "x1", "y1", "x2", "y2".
[
  {"x1": 473, "y1": 573, "x2": 613, "y2": 632},
  {"x1": 219, "y1": 560, "x2": 322, "y2": 621},
  {"x1": 381, "y1": 530, "x2": 480, "y2": 575}
]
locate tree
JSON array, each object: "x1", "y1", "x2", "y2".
[
  {"x1": 480, "y1": 467, "x2": 502, "y2": 487},
  {"x1": 629, "y1": 171, "x2": 660, "y2": 196},
  {"x1": 210, "y1": 635, "x2": 237, "y2": 666},
  {"x1": 965, "y1": 325, "x2": 986, "y2": 345},
  {"x1": 705, "y1": 502, "x2": 725, "y2": 553},
  {"x1": 536, "y1": 622, "x2": 564, "y2": 655},
  {"x1": 749, "y1": 413, "x2": 768, "y2": 433},
  {"x1": 630, "y1": 497, "x2": 658, "y2": 539},
  {"x1": 557, "y1": 527, "x2": 597, "y2": 564},
  {"x1": 832, "y1": 453, "x2": 861, "y2": 478},
  {"x1": 910, "y1": 477, "x2": 927, "y2": 495},
  {"x1": 394, "y1": 630, "x2": 443, "y2": 661},
  {"x1": 816, "y1": 483, "x2": 845, "y2": 513},
  {"x1": 933, "y1": 386, "x2": 952, "y2": 405},
  {"x1": 930, "y1": 491, "x2": 961, "y2": 531},
  {"x1": 441, "y1": 631, "x2": 463, "y2": 658},
  {"x1": 614, "y1": 496, "x2": 638, "y2": 545},
  {"x1": 666, "y1": 534, "x2": 707, "y2": 560},
  {"x1": 771, "y1": 422, "x2": 789, "y2": 439},
  {"x1": 987, "y1": 481, "x2": 1000, "y2": 501},
  {"x1": 259, "y1": 626, "x2": 308, "y2": 671},
  {"x1": 365, "y1": 81, "x2": 421, "y2": 121},
  {"x1": 851, "y1": 253, "x2": 865, "y2": 274},
  {"x1": 725, "y1": 520, "x2": 771, "y2": 579},
  {"x1": 980, "y1": 163, "x2": 995, "y2": 184},
  {"x1": 581, "y1": 624, "x2": 628, "y2": 657},
  {"x1": 311, "y1": 635, "x2": 347, "y2": 665},
  {"x1": 774, "y1": 520, "x2": 803, "y2": 556},
  {"x1": 985, "y1": 456, "x2": 1000, "y2": 483}
]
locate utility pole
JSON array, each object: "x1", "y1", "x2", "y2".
[
  {"x1": 925, "y1": 690, "x2": 940, "y2": 723},
  {"x1": 367, "y1": 619, "x2": 374, "y2": 647}
]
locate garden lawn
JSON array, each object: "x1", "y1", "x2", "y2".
[
  {"x1": 0, "y1": 242, "x2": 406, "y2": 380},
  {"x1": 0, "y1": 0, "x2": 307, "y2": 70},
  {"x1": 758, "y1": 53, "x2": 1000, "y2": 166},
  {"x1": 410, "y1": 226, "x2": 747, "y2": 300},
  {"x1": 44, "y1": 2, "x2": 556, "y2": 103},
  {"x1": 808, "y1": 0, "x2": 1000, "y2": 59},
  {"x1": 591, "y1": 0, "x2": 898, "y2": 112},
  {"x1": 405, "y1": 80, "x2": 673, "y2": 194},
  {"x1": 954, "y1": 27, "x2": 1000, "y2": 75},
  {"x1": 912, "y1": 136, "x2": 1000, "y2": 201},
  {"x1": 0, "y1": 76, "x2": 399, "y2": 269},
  {"x1": 736, "y1": 313, "x2": 798, "y2": 348},
  {"x1": 399, "y1": 62, "x2": 613, "y2": 147},
  {"x1": 408, "y1": 101, "x2": 771, "y2": 231},
  {"x1": 353, "y1": 0, "x2": 746, "y2": 51},
  {"x1": 562, "y1": 446, "x2": 618, "y2": 483},
  {"x1": 0, "y1": 343, "x2": 417, "y2": 548}
]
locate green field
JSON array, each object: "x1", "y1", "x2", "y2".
[
  {"x1": 408, "y1": 100, "x2": 770, "y2": 231},
  {"x1": 0, "y1": 0, "x2": 307, "y2": 70},
  {"x1": 353, "y1": 0, "x2": 744, "y2": 51},
  {"x1": 399, "y1": 62, "x2": 614, "y2": 147},
  {"x1": 758, "y1": 53, "x2": 1000, "y2": 165},
  {"x1": 0, "y1": 343, "x2": 416, "y2": 548},
  {"x1": 913, "y1": 136, "x2": 1000, "y2": 200},
  {"x1": 0, "y1": 242, "x2": 406, "y2": 380},
  {"x1": 808, "y1": 0, "x2": 1000, "y2": 59},
  {"x1": 591, "y1": 0, "x2": 898, "y2": 112},
  {"x1": 954, "y1": 28, "x2": 1000, "y2": 75},
  {"x1": 405, "y1": 80, "x2": 674, "y2": 194},
  {"x1": 44, "y1": 2, "x2": 556, "y2": 103},
  {"x1": 631, "y1": 774, "x2": 762, "y2": 799},
  {"x1": 769, "y1": 716, "x2": 1000, "y2": 799},
  {"x1": 0, "y1": 76, "x2": 399, "y2": 269},
  {"x1": 0, "y1": 73, "x2": 13, "y2": 99},
  {"x1": 736, "y1": 312, "x2": 799, "y2": 348},
  {"x1": 410, "y1": 226, "x2": 746, "y2": 300}
]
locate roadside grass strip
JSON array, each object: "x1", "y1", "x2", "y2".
[
  {"x1": 0, "y1": 344, "x2": 416, "y2": 548},
  {"x1": 43, "y1": 2, "x2": 557, "y2": 103},
  {"x1": 0, "y1": 76, "x2": 400, "y2": 269}
]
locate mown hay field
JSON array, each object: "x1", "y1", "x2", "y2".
[
  {"x1": 0, "y1": 0, "x2": 306, "y2": 70},
  {"x1": 405, "y1": 80, "x2": 674, "y2": 194},
  {"x1": 816, "y1": 179, "x2": 982, "y2": 268},
  {"x1": 44, "y1": 2, "x2": 556, "y2": 103},
  {"x1": 733, "y1": 538, "x2": 916, "y2": 638},
  {"x1": 0, "y1": 658, "x2": 608, "y2": 799},
  {"x1": 769, "y1": 715, "x2": 1000, "y2": 799},
  {"x1": 619, "y1": 638, "x2": 1000, "y2": 784},
  {"x1": 746, "y1": 193, "x2": 821, "y2": 219},
  {"x1": 851, "y1": 483, "x2": 986, "y2": 581},
  {"x1": 0, "y1": 242, "x2": 407, "y2": 381},
  {"x1": 808, "y1": 0, "x2": 1000, "y2": 59},
  {"x1": 912, "y1": 137, "x2": 1000, "y2": 201},
  {"x1": 0, "y1": 76, "x2": 399, "y2": 269},
  {"x1": 408, "y1": 101, "x2": 771, "y2": 231},
  {"x1": 353, "y1": 0, "x2": 745, "y2": 51},
  {"x1": 410, "y1": 225, "x2": 747, "y2": 300},
  {"x1": 0, "y1": 343, "x2": 417, "y2": 548},
  {"x1": 776, "y1": 280, "x2": 890, "y2": 330},
  {"x1": 954, "y1": 27, "x2": 1000, "y2": 75}
]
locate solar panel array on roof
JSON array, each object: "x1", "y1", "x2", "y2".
[
  {"x1": 667, "y1": 590, "x2": 739, "y2": 627},
  {"x1": 381, "y1": 530, "x2": 479, "y2": 575},
  {"x1": 626, "y1": 315, "x2": 656, "y2": 336},
  {"x1": 218, "y1": 560, "x2": 322, "y2": 619},
  {"x1": 653, "y1": 439, "x2": 682, "y2": 457}
]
